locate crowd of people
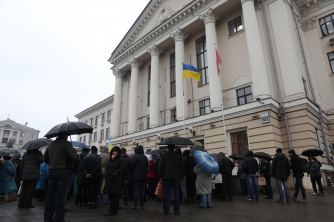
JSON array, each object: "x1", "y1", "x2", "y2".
[{"x1": 0, "y1": 134, "x2": 326, "y2": 221}]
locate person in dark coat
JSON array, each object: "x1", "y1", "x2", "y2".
[
  {"x1": 103, "y1": 146, "x2": 125, "y2": 216},
  {"x1": 236, "y1": 159, "x2": 248, "y2": 196},
  {"x1": 131, "y1": 145, "x2": 148, "y2": 210},
  {"x1": 308, "y1": 157, "x2": 324, "y2": 196},
  {"x1": 186, "y1": 152, "x2": 197, "y2": 203},
  {"x1": 272, "y1": 148, "x2": 291, "y2": 204},
  {"x1": 81, "y1": 146, "x2": 101, "y2": 209},
  {"x1": 120, "y1": 148, "x2": 131, "y2": 205},
  {"x1": 242, "y1": 150, "x2": 259, "y2": 202},
  {"x1": 75, "y1": 148, "x2": 89, "y2": 206},
  {"x1": 177, "y1": 149, "x2": 188, "y2": 205},
  {"x1": 218, "y1": 152, "x2": 235, "y2": 202},
  {"x1": 18, "y1": 149, "x2": 43, "y2": 208},
  {"x1": 258, "y1": 157, "x2": 273, "y2": 199},
  {"x1": 158, "y1": 144, "x2": 184, "y2": 215},
  {"x1": 288, "y1": 149, "x2": 307, "y2": 203}
]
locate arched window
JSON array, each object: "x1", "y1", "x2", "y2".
[{"x1": 3, "y1": 124, "x2": 12, "y2": 128}]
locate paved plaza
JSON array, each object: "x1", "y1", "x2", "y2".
[{"x1": 1, "y1": 188, "x2": 333, "y2": 222}]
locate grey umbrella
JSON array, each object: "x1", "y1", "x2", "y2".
[
  {"x1": 253, "y1": 152, "x2": 272, "y2": 161},
  {"x1": 158, "y1": 136, "x2": 194, "y2": 146},
  {"x1": 0, "y1": 147, "x2": 18, "y2": 156},
  {"x1": 21, "y1": 138, "x2": 53, "y2": 151}
]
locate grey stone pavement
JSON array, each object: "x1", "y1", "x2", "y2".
[{"x1": 1, "y1": 189, "x2": 333, "y2": 222}]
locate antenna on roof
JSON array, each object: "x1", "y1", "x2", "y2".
[
  {"x1": 25, "y1": 122, "x2": 28, "y2": 126},
  {"x1": 7, "y1": 114, "x2": 9, "y2": 119}
]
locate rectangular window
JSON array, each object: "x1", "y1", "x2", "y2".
[
  {"x1": 237, "y1": 86, "x2": 253, "y2": 105},
  {"x1": 85, "y1": 120, "x2": 88, "y2": 125},
  {"x1": 100, "y1": 129, "x2": 104, "y2": 140},
  {"x1": 106, "y1": 128, "x2": 110, "y2": 139},
  {"x1": 89, "y1": 134, "x2": 92, "y2": 143},
  {"x1": 107, "y1": 110, "x2": 111, "y2": 121},
  {"x1": 102, "y1": 113, "x2": 105, "y2": 123},
  {"x1": 83, "y1": 135, "x2": 86, "y2": 144},
  {"x1": 196, "y1": 36, "x2": 209, "y2": 86},
  {"x1": 148, "y1": 66, "x2": 151, "y2": 106},
  {"x1": 199, "y1": 99, "x2": 210, "y2": 115},
  {"x1": 170, "y1": 53, "x2": 176, "y2": 97},
  {"x1": 231, "y1": 131, "x2": 249, "y2": 155},
  {"x1": 147, "y1": 117, "x2": 150, "y2": 129},
  {"x1": 319, "y1": 13, "x2": 334, "y2": 37},
  {"x1": 3, "y1": 130, "x2": 10, "y2": 137},
  {"x1": 19, "y1": 140, "x2": 23, "y2": 145},
  {"x1": 228, "y1": 16, "x2": 243, "y2": 36},
  {"x1": 315, "y1": 128, "x2": 324, "y2": 151},
  {"x1": 20, "y1": 132, "x2": 25, "y2": 137},
  {"x1": 12, "y1": 139, "x2": 16, "y2": 144},
  {"x1": 327, "y1": 52, "x2": 334, "y2": 73},
  {"x1": 13, "y1": 131, "x2": 17, "y2": 136},
  {"x1": 79, "y1": 137, "x2": 82, "y2": 143},
  {"x1": 171, "y1": 108, "x2": 176, "y2": 123},
  {"x1": 31, "y1": 133, "x2": 34, "y2": 138},
  {"x1": 95, "y1": 116, "x2": 98, "y2": 125},
  {"x1": 302, "y1": 77, "x2": 308, "y2": 97},
  {"x1": 90, "y1": 118, "x2": 94, "y2": 126},
  {"x1": 2, "y1": 138, "x2": 8, "y2": 143},
  {"x1": 94, "y1": 132, "x2": 97, "y2": 142}
]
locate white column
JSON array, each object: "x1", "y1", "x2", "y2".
[
  {"x1": 128, "y1": 59, "x2": 142, "y2": 134},
  {"x1": 171, "y1": 29, "x2": 188, "y2": 121},
  {"x1": 268, "y1": 0, "x2": 305, "y2": 100},
  {"x1": 241, "y1": 0, "x2": 270, "y2": 99},
  {"x1": 199, "y1": 8, "x2": 221, "y2": 111},
  {"x1": 147, "y1": 44, "x2": 163, "y2": 128},
  {"x1": 111, "y1": 68, "x2": 123, "y2": 138}
]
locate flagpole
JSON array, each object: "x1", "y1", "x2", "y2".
[{"x1": 183, "y1": 77, "x2": 186, "y2": 138}]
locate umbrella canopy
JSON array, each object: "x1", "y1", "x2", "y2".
[
  {"x1": 193, "y1": 150, "x2": 219, "y2": 174},
  {"x1": 0, "y1": 147, "x2": 18, "y2": 156},
  {"x1": 210, "y1": 153, "x2": 218, "y2": 161},
  {"x1": 149, "y1": 149, "x2": 167, "y2": 155},
  {"x1": 229, "y1": 153, "x2": 245, "y2": 160},
  {"x1": 21, "y1": 138, "x2": 53, "y2": 151},
  {"x1": 44, "y1": 121, "x2": 93, "y2": 139},
  {"x1": 71, "y1": 141, "x2": 89, "y2": 149},
  {"x1": 253, "y1": 152, "x2": 272, "y2": 161},
  {"x1": 190, "y1": 146, "x2": 205, "y2": 155},
  {"x1": 158, "y1": 136, "x2": 194, "y2": 146},
  {"x1": 302, "y1": 148, "x2": 324, "y2": 157},
  {"x1": 10, "y1": 150, "x2": 21, "y2": 160}
]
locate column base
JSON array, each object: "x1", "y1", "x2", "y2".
[{"x1": 149, "y1": 124, "x2": 159, "y2": 129}]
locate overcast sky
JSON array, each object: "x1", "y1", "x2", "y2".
[{"x1": 0, "y1": 0, "x2": 149, "y2": 138}]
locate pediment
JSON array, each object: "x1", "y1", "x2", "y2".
[
  {"x1": 109, "y1": 0, "x2": 190, "y2": 63},
  {"x1": 0, "y1": 119, "x2": 27, "y2": 131}
]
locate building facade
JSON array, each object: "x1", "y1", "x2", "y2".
[
  {"x1": 75, "y1": 96, "x2": 113, "y2": 151},
  {"x1": 0, "y1": 118, "x2": 40, "y2": 149},
  {"x1": 107, "y1": 0, "x2": 334, "y2": 188}
]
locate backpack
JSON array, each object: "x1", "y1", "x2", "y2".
[{"x1": 300, "y1": 158, "x2": 308, "y2": 172}]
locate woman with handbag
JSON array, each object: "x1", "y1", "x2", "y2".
[
  {"x1": 259, "y1": 157, "x2": 273, "y2": 199},
  {"x1": 103, "y1": 146, "x2": 125, "y2": 216}
]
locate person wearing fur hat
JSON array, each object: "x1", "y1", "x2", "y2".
[{"x1": 272, "y1": 148, "x2": 291, "y2": 204}]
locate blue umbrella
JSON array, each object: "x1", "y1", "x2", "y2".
[
  {"x1": 193, "y1": 150, "x2": 219, "y2": 174},
  {"x1": 71, "y1": 141, "x2": 89, "y2": 149}
]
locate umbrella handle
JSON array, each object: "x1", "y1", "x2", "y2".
[{"x1": 67, "y1": 117, "x2": 73, "y2": 144}]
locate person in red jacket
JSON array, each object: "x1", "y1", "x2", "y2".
[{"x1": 147, "y1": 156, "x2": 158, "y2": 200}]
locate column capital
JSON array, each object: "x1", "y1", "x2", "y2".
[
  {"x1": 170, "y1": 28, "x2": 188, "y2": 42},
  {"x1": 199, "y1": 8, "x2": 219, "y2": 25},
  {"x1": 128, "y1": 59, "x2": 142, "y2": 69},
  {"x1": 113, "y1": 69, "x2": 123, "y2": 79},
  {"x1": 240, "y1": 0, "x2": 254, "y2": 4},
  {"x1": 147, "y1": 44, "x2": 163, "y2": 57},
  {"x1": 300, "y1": 16, "x2": 316, "y2": 32}
]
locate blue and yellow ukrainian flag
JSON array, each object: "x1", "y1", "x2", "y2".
[
  {"x1": 182, "y1": 62, "x2": 201, "y2": 82},
  {"x1": 108, "y1": 136, "x2": 113, "y2": 153}
]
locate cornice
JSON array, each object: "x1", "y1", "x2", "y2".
[
  {"x1": 300, "y1": 16, "x2": 316, "y2": 32},
  {"x1": 295, "y1": 0, "x2": 334, "y2": 18},
  {"x1": 110, "y1": 0, "x2": 226, "y2": 68},
  {"x1": 75, "y1": 96, "x2": 114, "y2": 119}
]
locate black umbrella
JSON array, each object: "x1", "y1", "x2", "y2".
[
  {"x1": 190, "y1": 146, "x2": 205, "y2": 154},
  {"x1": 253, "y1": 152, "x2": 272, "y2": 161},
  {"x1": 10, "y1": 150, "x2": 21, "y2": 160},
  {"x1": 21, "y1": 138, "x2": 53, "y2": 151},
  {"x1": 0, "y1": 147, "x2": 18, "y2": 156},
  {"x1": 44, "y1": 121, "x2": 93, "y2": 139},
  {"x1": 158, "y1": 136, "x2": 194, "y2": 146},
  {"x1": 229, "y1": 153, "x2": 245, "y2": 160},
  {"x1": 149, "y1": 149, "x2": 167, "y2": 155},
  {"x1": 302, "y1": 148, "x2": 324, "y2": 157}
]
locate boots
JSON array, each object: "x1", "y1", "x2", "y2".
[
  {"x1": 317, "y1": 191, "x2": 325, "y2": 196},
  {"x1": 124, "y1": 197, "x2": 128, "y2": 206},
  {"x1": 297, "y1": 198, "x2": 307, "y2": 203}
]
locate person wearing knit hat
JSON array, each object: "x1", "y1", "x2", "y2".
[{"x1": 272, "y1": 148, "x2": 291, "y2": 204}]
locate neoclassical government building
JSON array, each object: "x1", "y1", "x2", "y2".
[{"x1": 98, "y1": 0, "x2": 334, "y2": 187}]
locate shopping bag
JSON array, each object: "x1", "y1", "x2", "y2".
[
  {"x1": 155, "y1": 179, "x2": 163, "y2": 200},
  {"x1": 17, "y1": 181, "x2": 23, "y2": 197},
  {"x1": 258, "y1": 177, "x2": 266, "y2": 186}
]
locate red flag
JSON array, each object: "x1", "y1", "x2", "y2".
[{"x1": 216, "y1": 48, "x2": 222, "y2": 76}]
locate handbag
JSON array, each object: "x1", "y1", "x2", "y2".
[
  {"x1": 155, "y1": 179, "x2": 163, "y2": 200},
  {"x1": 17, "y1": 181, "x2": 23, "y2": 197},
  {"x1": 258, "y1": 177, "x2": 266, "y2": 186}
]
